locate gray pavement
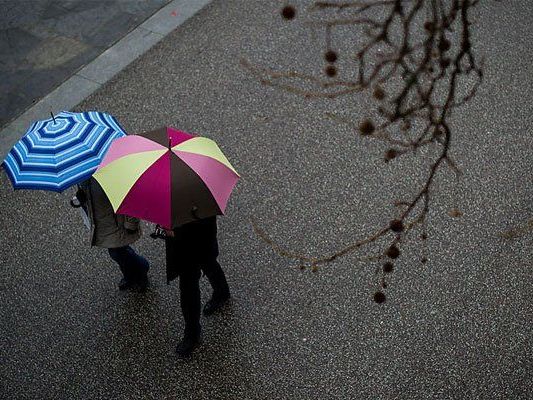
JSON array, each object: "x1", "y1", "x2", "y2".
[
  {"x1": 1, "y1": 0, "x2": 532, "y2": 399},
  {"x1": 0, "y1": 0, "x2": 171, "y2": 128}
]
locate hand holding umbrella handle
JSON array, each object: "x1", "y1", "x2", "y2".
[
  {"x1": 69, "y1": 189, "x2": 87, "y2": 208},
  {"x1": 70, "y1": 197, "x2": 81, "y2": 208},
  {"x1": 150, "y1": 224, "x2": 174, "y2": 239}
]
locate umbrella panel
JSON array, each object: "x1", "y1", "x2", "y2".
[
  {"x1": 170, "y1": 151, "x2": 221, "y2": 227},
  {"x1": 117, "y1": 152, "x2": 172, "y2": 228},
  {"x1": 113, "y1": 151, "x2": 222, "y2": 228}
]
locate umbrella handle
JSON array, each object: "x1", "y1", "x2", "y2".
[
  {"x1": 191, "y1": 206, "x2": 200, "y2": 220},
  {"x1": 150, "y1": 224, "x2": 167, "y2": 240}
]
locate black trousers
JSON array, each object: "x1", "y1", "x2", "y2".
[{"x1": 179, "y1": 259, "x2": 229, "y2": 337}]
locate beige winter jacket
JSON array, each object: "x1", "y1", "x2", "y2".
[{"x1": 77, "y1": 178, "x2": 142, "y2": 248}]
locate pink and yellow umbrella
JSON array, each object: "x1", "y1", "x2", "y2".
[{"x1": 93, "y1": 127, "x2": 239, "y2": 229}]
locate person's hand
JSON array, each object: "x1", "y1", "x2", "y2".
[
  {"x1": 164, "y1": 229, "x2": 175, "y2": 237},
  {"x1": 75, "y1": 189, "x2": 87, "y2": 204}
]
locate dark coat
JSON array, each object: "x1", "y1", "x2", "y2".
[{"x1": 165, "y1": 216, "x2": 219, "y2": 283}]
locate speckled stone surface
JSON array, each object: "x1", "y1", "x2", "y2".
[{"x1": 1, "y1": 1, "x2": 532, "y2": 399}]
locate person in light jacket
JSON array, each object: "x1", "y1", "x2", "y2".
[{"x1": 72, "y1": 177, "x2": 150, "y2": 291}]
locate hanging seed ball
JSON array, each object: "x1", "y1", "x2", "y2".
[
  {"x1": 386, "y1": 244, "x2": 400, "y2": 259},
  {"x1": 311, "y1": 265, "x2": 318, "y2": 273},
  {"x1": 384, "y1": 149, "x2": 398, "y2": 162},
  {"x1": 424, "y1": 21, "x2": 434, "y2": 32},
  {"x1": 390, "y1": 219, "x2": 404, "y2": 232},
  {"x1": 439, "y1": 38, "x2": 451, "y2": 52},
  {"x1": 281, "y1": 5, "x2": 296, "y2": 20},
  {"x1": 324, "y1": 50, "x2": 338, "y2": 63},
  {"x1": 373, "y1": 86, "x2": 386, "y2": 100},
  {"x1": 324, "y1": 65, "x2": 337, "y2": 77},
  {"x1": 299, "y1": 264, "x2": 306, "y2": 270},
  {"x1": 359, "y1": 118, "x2": 375, "y2": 135},
  {"x1": 374, "y1": 291, "x2": 386, "y2": 304},
  {"x1": 421, "y1": 233, "x2": 428, "y2": 240},
  {"x1": 440, "y1": 58, "x2": 451, "y2": 68},
  {"x1": 421, "y1": 257, "x2": 428, "y2": 264},
  {"x1": 383, "y1": 262, "x2": 394, "y2": 273}
]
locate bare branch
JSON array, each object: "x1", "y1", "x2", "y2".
[{"x1": 248, "y1": 0, "x2": 484, "y2": 299}]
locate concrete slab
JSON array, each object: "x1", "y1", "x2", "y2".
[{"x1": 0, "y1": 0, "x2": 215, "y2": 159}]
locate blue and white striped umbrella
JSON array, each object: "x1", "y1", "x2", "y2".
[{"x1": 2, "y1": 111, "x2": 127, "y2": 192}]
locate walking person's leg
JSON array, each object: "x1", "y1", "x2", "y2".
[
  {"x1": 126, "y1": 246, "x2": 150, "y2": 289},
  {"x1": 202, "y1": 258, "x2": 230, "y2": 316},
  {"x1": 108, "y1": 246, "x2": 133, "y2": 289},
  {"x1": 176, "y1": 265, "x2": 202, "y2": 357},
  {"x1": 108, "y1": 246, "x2": 149, "y2": 290}
]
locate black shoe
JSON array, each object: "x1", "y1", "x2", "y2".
[
  {"x1": 136, "y1": 275, "x2": 150, "y2": 292},
  {"x1": 118, "y1": 278, "x2": 135, "y2": 291},
  {"x1": 175, "y1": 334, "x2": 201, "y2": 358},
  {"x1": 118, "y1": 277, "x2": 149, "y2": 291},
  {"x1": 203, "y1": 292, "x2": 230, "y2": 316},
  {"x1": 137, "y1": 280, "x2": 149, "y2": 292}
]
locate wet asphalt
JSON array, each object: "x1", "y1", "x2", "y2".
[{"x1": 1, "y1": 1, "x2": 532, "y2": 399}]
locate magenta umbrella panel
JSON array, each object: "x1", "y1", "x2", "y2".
[{"x1": 93, "y1": 127, "x2": 240, "y2": 229}]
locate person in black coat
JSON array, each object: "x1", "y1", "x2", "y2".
[{"x1": 164, "y1": 216, "x2": 230, "y2": 357}]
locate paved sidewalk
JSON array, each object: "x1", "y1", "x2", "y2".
[
  {"x1": 0, "y1": 0, "x2": 171, "y2": 129},
  {"x1": 0, "y1": 0, "x2": 215, "y2": 160},
  {"x1": 0, "y1": 1, "x2": 532, "y2": 399}
]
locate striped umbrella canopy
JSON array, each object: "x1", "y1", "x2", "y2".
[
  {"x1": 93, "y1": 127, "x2": 240, "y2": 229},
  {"x1": 2, "y1": 111, "x2": 126, "y2": 192}
]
